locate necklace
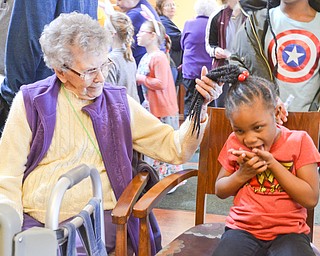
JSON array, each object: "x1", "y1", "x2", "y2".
[{"x1": 61, "y1": 84, "x2": 102, "y2": 158}]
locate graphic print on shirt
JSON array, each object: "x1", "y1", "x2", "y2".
[
  {"x1": 250, "y1": 161, "x2": 294, "y2": 194},
  {"x1": 267, "y1": 29, "x2": 320, "y2": 83}
]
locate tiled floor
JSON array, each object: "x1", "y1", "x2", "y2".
[{"x1": 154, "y1": 208, "x2": 320, "y2": 249}]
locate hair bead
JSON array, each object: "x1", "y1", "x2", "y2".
[{"x1": 238, "y1": 70, "x2": 249, "y2": 82}]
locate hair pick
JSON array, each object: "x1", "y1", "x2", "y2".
[{"x1": 140, "y1": 4, "x2": 161, "y2": 37}]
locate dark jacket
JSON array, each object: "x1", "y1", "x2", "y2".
[
  {"x1": 160, "y1": 15, "x2": 183, "y2": 67},
  {"x1": 229, "y1": 5, "x2": 274, "y2": 82}
]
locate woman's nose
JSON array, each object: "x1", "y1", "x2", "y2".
[{"x1": 94, "y1": 69, "x2": 105, "y2": 83}]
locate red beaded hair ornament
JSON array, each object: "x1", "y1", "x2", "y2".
[{"x1": 238, "y1": 70, "x2": 249, "y2": 82}]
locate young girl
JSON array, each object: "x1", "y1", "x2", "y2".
[
  {"x1": 211, "y1": 65, "x2": 320, "y2": 255},
  {"x1": 136, "y1": 18, "x2": 182, "y2": 185},
  {"x1": 104, "y1": 11, "x2": 140, "y2": 102}
]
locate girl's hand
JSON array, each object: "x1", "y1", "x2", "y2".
[
  {"x1": 195, "y1": 66, "x2": 223, "y2": 105},
  {"x1": 252, "y1": 148, "x2": 276, "y2": 167},
  {"x1": 136, "y1": 74, "x2": 146, "y2": 84},
  {"x1": 229, "y1": 148, "x2": 268, "y2": 180},
  {"x1": 238, "y1": 155, "x2": 268, "y2": 180},
  {"x1": 228, "y1": 148, "x2": 256, "y2": 162}
]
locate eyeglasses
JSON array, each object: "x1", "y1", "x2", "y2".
[
  {"x1": 138, "y1": 30, "x2": 153, "y2": 35},
  {"x1": 63, "y1": 59, "x2": 113, "y2": 81},
  {"x1": 163, "y1": 3, "x2": 176, "y2": 8}
]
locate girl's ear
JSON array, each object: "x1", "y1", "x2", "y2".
[
  {"x1": 55, "y1": 68, "x2": 68, "y2": 83},
  {"x1": 274, "y1": 104, "x2": 283, "y2": 125}
]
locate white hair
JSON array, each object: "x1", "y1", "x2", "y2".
[{"x1": 194, "y1": 0, "x2": 218, "y2": 17}]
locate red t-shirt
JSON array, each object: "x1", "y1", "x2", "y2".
[{"x1": 218, "y1": 125, "x2": 320, "y2": 240}]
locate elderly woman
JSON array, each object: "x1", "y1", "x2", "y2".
[
  {"x1": 155, "y1": 0, "x2": 183, "y2": 85},
  {"x1": 0, "y1": 12, "x2": 221, "y2": 255}
]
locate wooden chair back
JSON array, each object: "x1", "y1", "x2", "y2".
[{"x1": 195, "y1": 107, "x2": 320, "y2": 241}]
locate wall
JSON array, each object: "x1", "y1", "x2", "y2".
[
  {"x1": 134, "y1": 0, "x2": 198, "y2": 30},
  {"x1": 173, "y1": 0, "x2": 197, "y2": 29}
]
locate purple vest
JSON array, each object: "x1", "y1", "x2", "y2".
[{"x1": 20, "y1": 74, "x2": 159, "y2": 255}]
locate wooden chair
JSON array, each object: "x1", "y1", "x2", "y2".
[
  {"x1": 132, "y1": 107, "x2": 320, "y2": 256},
  {"x1": 112, "y1": 171, "x2": 150, "y2": 256}
]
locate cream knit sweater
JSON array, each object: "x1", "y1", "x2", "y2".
[{"x1": 0, "y1": 89, "x2": 207, "y2": 225}]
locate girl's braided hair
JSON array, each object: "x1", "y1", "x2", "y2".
[{"x1": 189, "y1": 64, "x2": 278, "y2": 137}]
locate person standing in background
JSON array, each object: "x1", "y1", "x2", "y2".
[
  {"x1": 0, "y1": 0, "x2": 98, "y2": 137},
  {"x1": 180, "y1": 0, "x2": 217, "y2": 118},
  {"x1": 156, "y1": 0, "x2": 183, "y2": 87},
  {"x1": 205, "y1": 0, "x2": 246, "y2": 107},
  {"x1": 0, "y1": 0, "x2": 14, "y2": 79},
  {"x1": 136, "y1": 16, "x2": 182, "y2": 186},
  {"x1": 0, "y1": 0, "x2": 14, "y2": 131},
  {"x1": 230, "y1": 0, "x2": 320, "y2": 112},
  {"x1": 105, "y1": 11, "x2": 140, "y2": 102},
  {"x1": 117, "y1": 0, "x2": 161, "y2": 103},
  {"x1": 117, "y1": 0, "x2": 161, "y2": 66}
]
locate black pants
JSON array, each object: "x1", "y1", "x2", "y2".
[
  {"x1": 213, "y1": 228, "x2": 315, "y2": 256},
  {"x1": 0, "y1": 93, "x2": 9, "y2": 137}
]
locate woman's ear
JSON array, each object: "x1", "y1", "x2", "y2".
[{"x1": 54, "y1": 68, "x2": 68, "y2": 83}]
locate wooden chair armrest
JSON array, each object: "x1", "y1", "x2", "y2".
[
  {"x1": 132, "y1": 169, "x2": 198, "y2": 256},
  {"x1": 111, "y1": 171, "x2": 149, "y2": 256}
]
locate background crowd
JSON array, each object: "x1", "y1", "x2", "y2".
[{"x1": 0, "y1": 0, "x2": 319, "y2": 255}]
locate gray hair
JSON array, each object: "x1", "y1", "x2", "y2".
[
  {"x1": 194, "y1": 0, "x2": 217, "y2": 17},
  {"x1": 39, "y1": 12, "x2": 111, "y2": 70}
]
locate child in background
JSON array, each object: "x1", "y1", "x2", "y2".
[
  {"x1": 104, "y1": 11, "x2": 140, "y2": 102},
  {"x1": 136, "y1": 19, "x2": 178, "y2": 122},
  {"x1": 136, "y1": 15, "x2": 182, "y2": 188},
  {"x1": 212, "y1": 65, "x2": 320, "y2": 256}
]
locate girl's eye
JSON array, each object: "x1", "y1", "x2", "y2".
[
  {"x1": 234, "y1": 129, "x2": 243, "y2": 135},
  {"x1": 255, "y1": 126, "x2": 262, "y2": 131}
]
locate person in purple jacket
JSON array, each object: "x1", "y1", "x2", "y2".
[
  {"x1": 0, "y1": 12, "x2": 223, "y2": 255},
  {"x1": 180, "y1": 0, "x2": 217, "y2": 118}
]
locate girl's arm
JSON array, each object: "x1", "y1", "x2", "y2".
[
  {"x1": 254, "y1": 148, "x2": 319, "y2": 209},
  {"x1": 273, "y1": 162, "x2": 318, "y2": 209},
  {"x1": 215, "y1": 152, "x2": 267, "y2": 199},
  {"x1": 139, "y1": 54, "x2": 170, "y2": 90}
]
